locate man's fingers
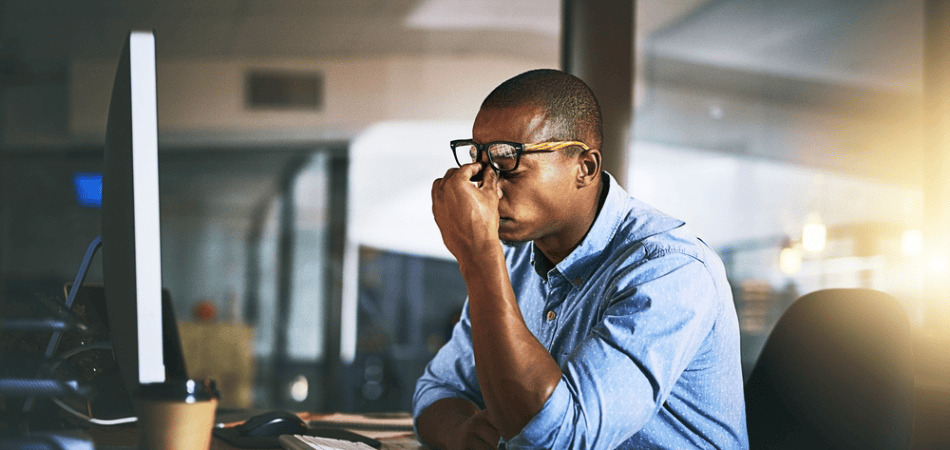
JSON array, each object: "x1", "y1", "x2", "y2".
[
  {"x1": 469, "y1": 411, "x2": 500, "y2": 448},
  {"x1": 432, "y1": 177, "x2": 444, "y2": 202},
  {"x1": 457, "y1": 431, "x2": 497, "y2": 450},
  {"x1": 433, "y1": 164, "x2": 485, "y2": 198},
  {"x1": 432, "y1": 165, "x2": 462, "y2": 196},
  {"x1": 454, "y1": 162, "x2": 484, "y2": 180},
  {"x1": 458, "y1": 438, "x2": 495, "y2": 450},
  {"x1": 473, "y1": 428, "x2": 500, "y2": 448}
]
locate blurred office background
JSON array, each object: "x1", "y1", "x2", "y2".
[{"x1": 0, "y1": 0, "x2": 948, "y2": 443}]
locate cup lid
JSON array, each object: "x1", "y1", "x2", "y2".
[{"x1": 137, "y1": 378, "x2": 219, "y2": 402}]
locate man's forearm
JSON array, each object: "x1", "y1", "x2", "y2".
[{"x1": 459, "y1": 242, "x2": 563, "y2": 439}]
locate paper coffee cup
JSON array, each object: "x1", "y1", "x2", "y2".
[{"x1": 136, "y1": 379, "x2": 219, "y2": 450}]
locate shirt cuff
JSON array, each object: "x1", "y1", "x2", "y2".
[{"x1": 505, "y1": 378, "x2": 571, "y2": 448}]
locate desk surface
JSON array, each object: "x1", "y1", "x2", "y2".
[{"x1": 88, "y1": 410, "x2": 424, "y2": 450}]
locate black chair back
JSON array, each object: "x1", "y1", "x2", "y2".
[{"x1": 745, "y1": 288, "x2": 915, "y2": 449}]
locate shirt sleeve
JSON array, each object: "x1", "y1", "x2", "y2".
[
  {"x1": 412, "y1": 299, "x2": 484, "y2": 439},
  {"x1": 506, "y1": 252, "x2": 722, "y2": 449}
]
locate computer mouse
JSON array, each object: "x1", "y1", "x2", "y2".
[{"x1": 236, "y1": 410, "x2": 308, "y2": 438}]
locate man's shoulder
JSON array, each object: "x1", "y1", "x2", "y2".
[
  {"x1": 613, "y1": 198, "x2": 702, "y2": 257},
  {"x1": 601, "y1": 199, "x2": 733, "y2": 299},
  {"x1": 599, "y1": 175, "x2": 694, "y2": 250}
]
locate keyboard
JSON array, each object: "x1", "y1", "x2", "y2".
[{"x1": 278, "y1": 434, "x2": 376, "y2": 450}]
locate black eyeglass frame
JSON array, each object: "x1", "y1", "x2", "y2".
[{"x1": 449, "y1": 139, "x2": 591, "y2": 173}]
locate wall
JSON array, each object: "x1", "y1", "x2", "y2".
[
  {"x1": 0, "y1": 153, "x2": 104, "y2": 285},
  {"x1": 0, "y1": 51, "x2": 547, "y2": 314},
  {"x1": 66, "y1": 54, "x2": 547, "y2": 144}
]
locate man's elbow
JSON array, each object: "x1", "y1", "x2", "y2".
[{"x1": 489, "y1": 377, "x2": 560, "y2": 440}]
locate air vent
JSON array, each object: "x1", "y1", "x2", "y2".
[{"x1": 246, "y1": 70, "x2": 323, "y2": 110}]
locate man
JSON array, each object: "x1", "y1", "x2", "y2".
[{"x1": 414, "y1": 69, "x2": 748, "y2": 449}]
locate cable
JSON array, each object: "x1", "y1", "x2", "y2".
[
  {"x1": 47, "y1": 342, "x2": 139, "y2": 426},
  {"x1": 50, "y1": 397, "x2": 138, "y2": 426}
]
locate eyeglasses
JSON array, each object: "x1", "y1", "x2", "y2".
[{"x1": 450, "y1": 139, "x2": 590, "y2": 172}]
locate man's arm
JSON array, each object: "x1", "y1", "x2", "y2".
[
  {"x1": 460, "y1": 241, "x2": 562, "y2": 438},
  {"x1": 413, "y1": 301, "x2": 500, "y2": 449},
  {"x1": 431, "y1": 164, "x2": 562, "y2": 439}
]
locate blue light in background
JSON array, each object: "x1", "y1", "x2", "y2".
[{"x1": 73, "y1": 172, "x2": 102, "y2": 208}]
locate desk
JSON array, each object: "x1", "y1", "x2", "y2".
[
  {"x1": 296, "y1": 412, "x2": 422, "y2": 449},
  {"x1": 87, "y1": 410, "x2": 424, "y2": 450}
]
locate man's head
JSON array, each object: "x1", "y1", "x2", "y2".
[
  {"x1": 481, "y1": 69, "x2": 603, "y2": 153},
  {"x1": 469, "y1": 69, "x2": 604, "y2": 259}
]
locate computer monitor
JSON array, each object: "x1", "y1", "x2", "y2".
[{"x1": 100, "y1": 30, "x2": 168, "y2": 396}]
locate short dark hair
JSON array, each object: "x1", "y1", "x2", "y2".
[{"x1": 481, "y1": 69, "x2": 603, "y2": 152}]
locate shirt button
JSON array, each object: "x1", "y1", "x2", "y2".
[{"x1": 546, "y1": 310, "x2": 556, "y2": 321}]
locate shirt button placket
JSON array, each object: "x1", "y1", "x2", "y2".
[{"x1": 542, "y1": 277, "x2": 563, "y2": 349}]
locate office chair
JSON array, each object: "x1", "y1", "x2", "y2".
[{"x1": 744, "y1": 288, "x2": 915, "y2": 449}]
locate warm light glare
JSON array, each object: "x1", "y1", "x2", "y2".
[
  {"x1": 929, "y1": 255, "x2": 948, "y2": 276},
  {"x1": 901, "y1": 229, "x2": 923, "y2": 257},
  {"x1": 802, "y1": 222, "x2": 827, "y2": 253},
  {"x1": 779, "y1": 246, "x2": 803, "y2": 275}
]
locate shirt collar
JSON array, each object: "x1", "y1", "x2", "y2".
[{"x1": 530, "y1": 172, "x2": 627, "y2": 285}]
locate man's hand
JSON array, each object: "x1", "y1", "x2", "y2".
[
  {"x1": 431, "y1": 163, "x2": 502, "y2": 262},
  {"x1": 417, "y1": 398, "x2": 501, "y2": 450},
  {"x1": 443, "y1": 409, "x2": 501, "y2": 450}
]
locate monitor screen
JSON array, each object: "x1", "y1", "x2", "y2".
[
  {"x1": 100, "y1": 30, "x2": 167, "y2": 394},
  {"x1": 73, "y1": 172, "x2": 103, "y2": 208}
]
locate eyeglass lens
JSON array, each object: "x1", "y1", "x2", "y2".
[{"x1": 452, "y1": 142, "x2": 520, "y2": 171}]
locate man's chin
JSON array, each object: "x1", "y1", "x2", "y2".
[{"x1": 498, "y1": 221, "x2": 530, "y2": 246}]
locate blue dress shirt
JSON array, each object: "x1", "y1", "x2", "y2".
[{"x1": 413, "y1": 173, "x2": 749, "y2": 449}]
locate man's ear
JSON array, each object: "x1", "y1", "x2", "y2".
[{"x1": 576, "y1": 149, "x2": 601, "y2": 187}]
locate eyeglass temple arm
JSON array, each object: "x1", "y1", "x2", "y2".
[{"x1": 525, "y1": 141, "x2": 590, "y2": 151}]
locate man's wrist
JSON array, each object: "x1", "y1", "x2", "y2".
[{"x1": 455, "y1": 239, "x2": 504, "y2": 277}]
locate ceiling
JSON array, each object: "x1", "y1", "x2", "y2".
[
  {"x1": 649, "y1": 0, "x2": 922, "y2": 91},
  {"x1": 0, "y1": 0, "x2": 929, "y2": 223},
  {"x1": 0, "y1": 0, "x2": 921, "y2": 89},
  {"x1": 0, "y1": 0, "x2": 714, "y2": 83},
  {"x1": 634, "y1": 0, "x2": 925, "y2": 186},
  {"x1": 0, "y1": 0, "x2": 551, "y2": 81}
]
